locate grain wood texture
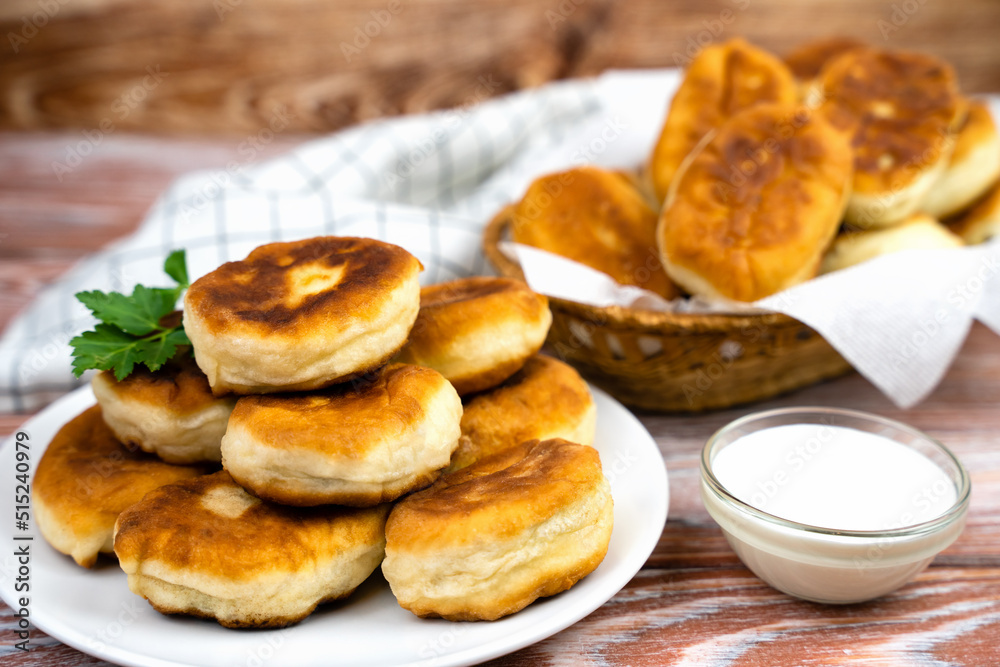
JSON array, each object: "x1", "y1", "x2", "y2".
[
  {"x1": 0, "y1": 131, "x2": 302, "y2": 326},
  {"x1": 1, "y1": 136, "x2": 1000, "y2": 663},
  {"x1": 1, "y1": 0, "x2": 999, "y2": 135}
]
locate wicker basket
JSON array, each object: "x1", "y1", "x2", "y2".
[{"x1": 482, "y1": 207, "x2": 853, "y2": 412}]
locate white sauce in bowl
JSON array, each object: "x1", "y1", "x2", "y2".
[
  {"x1": 711, "y1": 424, "x2": 957, "y2": 531},
  {"x1": 700, "y1": 409, "x2": 971, "y2": 604}
]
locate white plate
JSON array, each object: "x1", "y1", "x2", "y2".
[{"x1": 0, "y1": 384, "x2": 667, "y2": 667}]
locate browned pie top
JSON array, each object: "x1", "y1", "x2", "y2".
[
  {"x1": 453, "y1": 355, "x2": 592, "y2": 469},
  {"x1": 783, "y1": 37, "x2": 866, "y2": 81},
  {"x1": 184, "y1": 236, "x2": 422, "y2": 336},
  {"x1": 96, "y1": 351, "x2": 225, "y2": 412},
  {"x1": 114, "y1": 470, "x2": 389, "y2": 580},
  {"x1": 227, "y1": 363, "x2": 448, "y2": 456},
  {"x1": 659, "y1": 103, "x2": 853, "y2": 301},
  {"x1": 401, "y1": 277, "x2": 548, "y2": 354},
  {"x1": 650, "y1": 38, "x2": 797, "y2": 202},
  {"x1": 510, "y1": 167, "x2": 679, "y2": 298},
  {"x1": 33, "y1": 406, "x2": 207, "y2": 539},
  {"x1": 949, "y1": 100, "x2": 997, "y2": 165},
  {"x1": 385, "y1": 438, "x2": 604, "y2": 552},
  {"x1": 420, "y1": 276, "x2": 516, "y2": 307},
  {"x1": 817, "y1": 48, "x2": 962, "y2": 194}
]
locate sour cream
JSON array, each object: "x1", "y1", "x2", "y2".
[
  {"x1": 700, "y1": 408, "x2": 970, "y2": 604},
  {"x1": 711, "y1": 424, "x2": 957, "y2": 531}
]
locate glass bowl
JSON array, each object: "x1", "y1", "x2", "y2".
[{"x1": 700, "y1": 407, "x2": 971, "y2": 604}]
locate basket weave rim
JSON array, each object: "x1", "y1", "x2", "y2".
[{"x1": 482, "y1": 206, "x2": 801, "y2": 335}]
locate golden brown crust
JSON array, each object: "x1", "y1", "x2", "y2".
[
  {"x1": 816, "y1": 48, "x2": 962, "y2": 198},
  {"x1": 140, "y1": 599, "x2": 306, "y2": 630},
  {"x1": 452, "y1": 355, "x2": 594, "y2": 471},
  {"x1": 115, "y1": 471, "x2": 386, "y2": 582},
  {"x1": 91, "y1": 356, "x2": 236, "y2": 464},
  {"x1": 185, "y1": 236, "x2": 420, "y2": 336},
  {"x1": 183, "y1": 236, "x2": 422, "y2": 394},
  {"x1": 821, "y1": 213, "x2": 964, "y2": 274},
  {"x1": 650, "y1": 38, "x2": 797, "y2": 203},
  {"x1": 449, "y1": 358, "x2": 528, "y2": 397},
  {"x1": 396, "y1": 277, "x2": 551, "y2": 395},
  {"x1": 783, "y1": 37, "x2": 866, "y2": 81},
  {"x1": 921, "y1": 99, "x2": 1000, "y2": 219},
  {"x1": 92, "y1": 353, "x2": 221, "y2": 414},
  {"x1": 658, "y1": 103, "x2": 853, "y2": 302},
  {"x1": 510, "y1": 167, "x2": 680, "y2": 299},
  {"x1": 949, "y1": 101, "x2": 997, "y2": 166},
  {"x1": 950, "y1": 180, "x2": 1000, "y2": 244},
  {"x1": 387, "y1": 439, "x2": 604, "y2": 550},
  {"x1": 383, "y1": 438, "x2": 612, "y2": 620},
  {"x1": 32, "y1": 406, "x2": 207, "y2": 568},
  {"x1": 114, "y1": 471, "x2": 389, "y2": 628},
  {"x1": 222, "y1": 364, "x2": 462, "y2": 506},
  {"x1": 230, "y1": 364, "x2": 437, "y2": 456}
]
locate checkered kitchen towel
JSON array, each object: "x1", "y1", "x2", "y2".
[
  {"x1": 0, "y1": 70, "x2": 679, "y2": 412},
  {"x1": 0, "y1": 69, "x2": 997, "y2": 411}
]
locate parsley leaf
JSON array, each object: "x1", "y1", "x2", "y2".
[
  {"x1": 133, "y1": 327, "x2": 191, "y2": 374},
  {"x1": 163, "y1": 249, "x2": 190, "y2": 288},
  {"x1": 71, "y1": 324, "x2": 142, "y2": 381},
  {"x1": 70, "y1": 250, "x2": 192, "y2": 380},
  {"x1": 76, "y1": 286, "x2": 176, "y2": 336}
]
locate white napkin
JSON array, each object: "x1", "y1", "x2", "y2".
[{"x1": 0, "y1": 69, "x2": 996, "y2": 411}]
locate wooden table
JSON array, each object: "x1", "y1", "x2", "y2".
[{"x1": 1, "y1": 131, "x2": 999, "y2": 665}]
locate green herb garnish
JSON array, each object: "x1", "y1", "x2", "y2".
[{"x1": 71, "y1": 250, "x2": 191, "y2": 381}]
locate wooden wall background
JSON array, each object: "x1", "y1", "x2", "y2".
[{"x1": 1, "y1": 0, "x2": 998, "y2": 135}]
